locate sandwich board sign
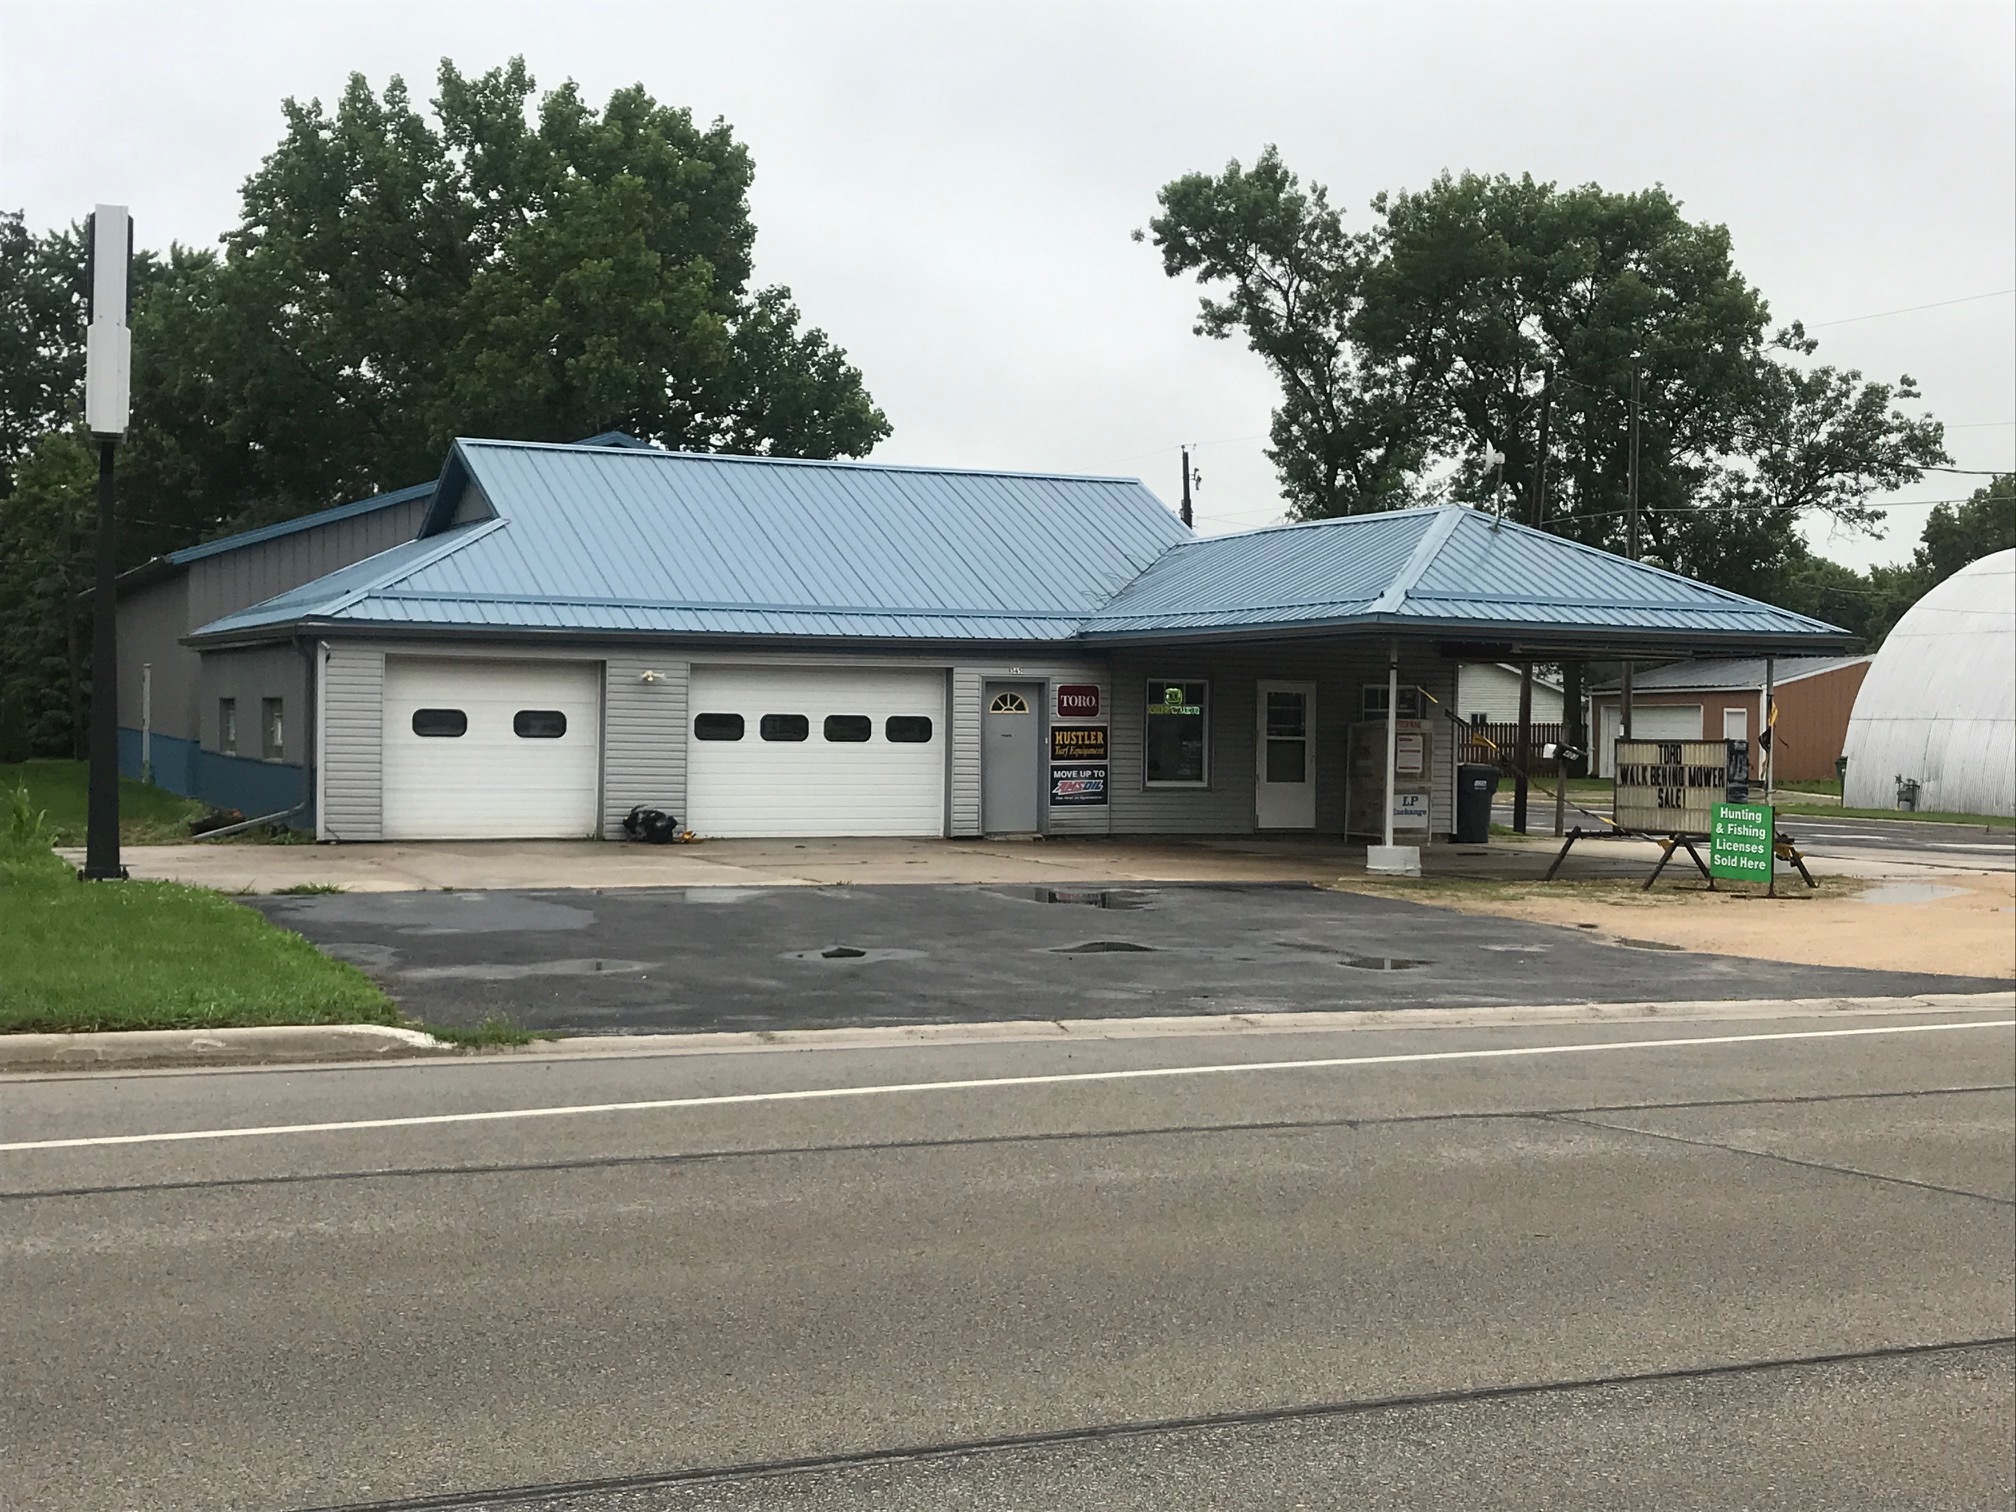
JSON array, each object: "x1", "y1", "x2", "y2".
[
  {"x1": 1709, "y1": 801, "x2": 1774, "y2": 883},
  {"x1": 1613, "y1": 739, "x2": 1739, "y2": 835}
]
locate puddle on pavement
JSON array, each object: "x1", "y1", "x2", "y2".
[
  {"x1": 1051, "y1": 940, "x2": 1159, "y2": 953},
  {"x1": 994, "y1": 886, "x2": 1157, "y2": 910},
  {"x1": 1335, "y1": 953, "x2": 1429, "y2": 970},
  {"x1": 1855, "y1": 882, "x2": 1968, "y2": 905},
  {"x1": 1479, "y1": 943, "x2": 1551, "y2": 953},
  {"x1": 781, "y1": 945, "x2": 926, "y2": 963}
]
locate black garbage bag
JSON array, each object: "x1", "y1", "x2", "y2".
[{"x1": 622, "y1": 806, "x2": 682, "y2": 844}]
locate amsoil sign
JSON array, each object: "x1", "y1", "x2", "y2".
[
  {"x1": 1056, "y1": 684, "x2": 1100, "y2": 719},
  {"x1": 1613, "y1": 739, "x2": 1735, "y2": 835},
  {"x1": 1049, "y1": 764, "x2": 1108, "y2": 805}
]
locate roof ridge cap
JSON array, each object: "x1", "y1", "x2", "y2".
[
  {"x1": 322, "y1": 518, "x2": 506, "y2": 615},
  {"x1": 453, "y1": 438, "x2": 1155, "y2": 488}
]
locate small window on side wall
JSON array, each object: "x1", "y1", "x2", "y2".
[
  {"x1": 823, "y1": 714, "x2": 872, "y2": 743},
  {"x1": 411, "y1": 708, "x2": 468, "y2": 738},
  {"x1": 694, "y1": 713, "x2": 745, "y2": 741},
  {"x1": 218, "y1": 698, "x2": 237, "y2": 756},
  {"x1": 885, "y1": 715, "x2": 933, "y2": 744},
  {"x1": 513, "y1": 709, "x2": 567, "y2": 739},
  {"x1": 760, "y1": 713, "x2": 809, "y2": 742},
  {"x1": 1362, "y1": 683, "x2": 1426, "y2": 720},
  {"x1": 262, "y1": 698, "x2": 285, "y2": 760}
]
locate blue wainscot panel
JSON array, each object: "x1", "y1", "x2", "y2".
[
  {"x1": 118, "y1": 728, "x2": 202, "y2": 796},
  {"x1": 194, "y1": 751, "x2": 311, "y2": 826}
]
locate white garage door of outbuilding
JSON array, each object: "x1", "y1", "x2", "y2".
[
  {"x1": 687, "y1": 666, "x2": 947, "y2": 837},
  {"x1": 1596, "y1": 703, "x2": 1704, "y2": 776},
  {"x1": 382, "y1": 658, "x2": 603, "y2": 839}
]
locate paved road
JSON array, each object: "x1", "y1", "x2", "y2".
[
  {"x1": 5, "y1": 1006, "x2": 2012, "y2": 1510},
  {"x1": 251, "y1": 883, "x2": 2007, "y2": 1035}
]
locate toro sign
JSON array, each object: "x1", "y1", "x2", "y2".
[{"x1": 1057, "y1": 684, "x2": 1100, "y2": 719}]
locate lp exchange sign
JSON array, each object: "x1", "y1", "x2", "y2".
[{"x1": 1710, "y1": 802, "x2": 1774, "y2": 883}]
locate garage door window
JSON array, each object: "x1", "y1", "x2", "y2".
[
  {"x1": 694, "y1": 713, "x2": 745, "y2": 741},
  {"x1": 885, "y1": 715, "x2": 933, "y2": 743},
  {"x1": 411, "y1": 708, "x2": 468, "y2": 738},
  {"x1": 513, "y1": 709, "x2": 568, "y2": 739},
  {"x1": 760, "y1": 713, "x2": 810, "y2": 742},
  {"x1": 824, "y1": 714, "x2": 872, "y2": 743}
]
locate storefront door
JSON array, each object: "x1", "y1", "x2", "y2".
[{"x1": 1255, "y1": 680, "x2": 1316, "y2": 829}]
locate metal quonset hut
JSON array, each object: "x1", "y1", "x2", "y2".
[
  {"x1": 183, "y1": 438, "x2": 1853, "y2": 843},
  {"x1": 1842, "y1": 549, "x2": 2016, "y2": 817}
]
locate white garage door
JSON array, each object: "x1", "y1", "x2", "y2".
[
  {"x1": 688, "y1": 666, "x2": 946, "y2": 837},
  {"x1": 383, "y1": 658, "x2": 602, "y2": 839},
  {"x1": 1597, "y1": 703, "x2": 1703, "y2": 776}
]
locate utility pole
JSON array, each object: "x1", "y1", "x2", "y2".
[
  {"x1": 81, "y1": 205, "x2": 132, "y2": 882},
  {"x1": 1512, "y1": 368, "x2": 1553, "y2": 834},
  {"x1": 1619, "y1": 363, "x2": 1642, "y2": 741},
  {"x1": 1179, "y1": 446, "x2": 1194, "y2": 528}
]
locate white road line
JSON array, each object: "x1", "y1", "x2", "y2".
[{"x1": 4, "y1": 1019, "x2": 2009, "y2": 1155}]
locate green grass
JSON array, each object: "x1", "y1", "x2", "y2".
[
  {"x1": 1774, "y1": 803, "x2": 2013, "y2": 828},
  {"x1": 2, "y1": 758, "x2": 206, "y2": 845},
  {"x1": 416, "y1": 1016, "x2": 562, "y2": 1048},
  {"x1": 0, "y1": 819, "x2": 396, "y2": 1035},
  {"x1": 271, "y1": 882, "x2": 345, "y2": 895}
]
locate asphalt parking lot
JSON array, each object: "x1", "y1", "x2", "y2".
[{"x1": 253, "y1": 882, "x2": 2011, "y2": 1035}]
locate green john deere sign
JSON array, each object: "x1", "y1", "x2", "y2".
[{"x1": 1710, "y1": 802, "x2": 1774, "y2": 883}]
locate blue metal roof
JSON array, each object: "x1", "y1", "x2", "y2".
[
  {"x1": 1078, "y1": 506, "x2": 1847, "y2": 646},
  {"x1": 154, "y1": 432, "x2": 655, "y2": 570},
  {"x1": 195, "y1": 440, "x2": 1192, "y2": 642},
  {"x1": 190, "y1": 442, "x2": 1852, "y2": 652}
]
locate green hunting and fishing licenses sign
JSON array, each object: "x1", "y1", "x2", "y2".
[{"x1": 1709, "y1": 801, "x2": 1774, "y2": 883}]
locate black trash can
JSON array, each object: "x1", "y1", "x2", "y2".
[{"x1": 1456, "y1": 763, "x2": 1501, "y2": 844}]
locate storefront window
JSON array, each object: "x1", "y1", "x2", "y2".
[{"x1": 1145, "y1": 679, "x2": 1208, "y2": 785}]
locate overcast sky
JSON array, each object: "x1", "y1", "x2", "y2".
[{"x1": 4, "y1": 0, "x2": 2010, "y2": 567}]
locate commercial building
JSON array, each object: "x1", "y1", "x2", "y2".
[
  {"x1": 1588, "y1": 655, "x2": 1872, "y2": 782},
  {"x1": 144, "y1": 437, "x2": 1851, "y2": 842}
]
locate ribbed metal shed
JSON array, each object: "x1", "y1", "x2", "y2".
[{"x1": 190, "y1": 439, "x2": 1853, "y2": 655}]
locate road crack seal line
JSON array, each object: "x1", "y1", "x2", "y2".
[
  {"x1": 9, "y1": 1084, "x2": 2009, "y2": 1204},
  {"x1": 291, "y1": 1338, "x2": 2016, "y2": 1512},
  {"x1": 1543, "y1": 1110, "x2": 2016, "y2": 1206}
]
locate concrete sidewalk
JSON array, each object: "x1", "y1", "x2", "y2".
[{"x1": 58, "y1": 827, "x2": 2009, "y2": 895}]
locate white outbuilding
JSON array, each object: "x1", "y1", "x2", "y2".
[{"x1": 1842, "y1": 548, "x2": 2016, "y2": 817}]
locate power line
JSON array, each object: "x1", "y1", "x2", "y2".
[{"x1": 1809, "y1": 288, "x2": 2016, "y2": 328}]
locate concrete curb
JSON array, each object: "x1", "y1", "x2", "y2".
[
  {"x1": 522, "y1": 990, "x2": 2016, "y2": 1062},
  {"x1": 0, "y1": 1024, "x2": 450, "y2": 1071}
]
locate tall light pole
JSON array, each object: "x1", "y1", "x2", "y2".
[{"x1": 81, "y1": 205, "x2": 132, "y2": 882}]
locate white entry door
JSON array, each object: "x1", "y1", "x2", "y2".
[
  {"x1": 383, "y1": 658, "x2": 603, "y2": 839},
  {"x1": 1255, "y1": 680, "x2": 1317, "y2": 829},
  {"x1": 687, "y1": 665, "x2": 947, "y2": 837}
]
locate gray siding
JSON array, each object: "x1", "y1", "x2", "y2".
[
  {"x1": 200, "y1": 643, "x2": 309, "y2": 761},
  {"x1": 1108, "y1": 644, "x2": 1457, "y2": 837},
  {"x1": 184, "y1": 498, "x2": 430, "y2": 632},
  {"x1": 307, "y1": 636, "x2": 1459, "y2": 844},
  {"x1": 319, "y1": 643, "x2": 384, "y2": 840},
  {"x1": 117, "y1": 574, "x2": 197, "y2": 740},
  {"x1": 602, "y1": 655, "x2": 688, "y2": 833},
  {"x1": 948, "y1": 660, "x2": 1110, "y2": 836}
]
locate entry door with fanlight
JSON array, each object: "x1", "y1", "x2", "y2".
[{"x1": 1255, "y1": 681, "x2": 1317, "y2": 829}]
